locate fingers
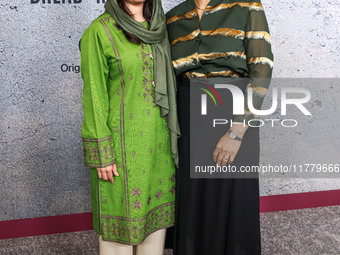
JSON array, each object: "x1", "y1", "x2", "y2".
[
  {"x1": 228, "y1": 154, "x2": 235, "y2": 164},
  {"x1": 106, "y1": 167, "x2": 114, "y2": 184},
  {"x1": 214, "y1": 146, "x2": 228, "y2": 167},
  {"x1": 213, "y1": 148, "x2": 220, "y2": 162},
  {"x1": 217, "y1": 150, "x2": 226, "y2": 167},
  {"x1": 97, "y1": 169, "x2": 102, "y2": 179},
  {"x1": 96, "y1": 165, "x2": 117, "y2": 184},
  {"x1": 214, "y1": 147, "x2": 235, "y2": 167},
  {"x1": 112, "y1": 164, "x2": 119, "y2": 177},
  {"x1": 221, "y1": 153, "x2": 230, "y2": 167},
  {"x1": 101, "y1": 168, "x2": 108, "y2": 181},
  {"x1": 214, "y1": 135, "x2": 243, "y2": 166},
  {"x1": 218, "y1": 151, "x2": 230, "y2": 167}
]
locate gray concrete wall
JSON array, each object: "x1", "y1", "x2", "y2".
[
  {"x1": 0, "y1": 0, "x2": 339, "y2": 221},
  {"x1": 259, "y1": 0, "x2": 340, "y2": 195}
]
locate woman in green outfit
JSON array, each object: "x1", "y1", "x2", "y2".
[{"x1": 80, "y1": 0, "x2": 180, "y2": 254}]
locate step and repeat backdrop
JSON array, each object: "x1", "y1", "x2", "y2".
[{"x1": 1, "y1": 0, "x2": 339, "y2": 222}]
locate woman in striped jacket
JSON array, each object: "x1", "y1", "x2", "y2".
[{"x1": 166, "y1": 0, "x2": 274, "y2": 254}]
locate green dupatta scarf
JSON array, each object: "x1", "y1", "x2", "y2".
[{"x1": 104, "y1": 0, "x2": 180, "y2": 167}]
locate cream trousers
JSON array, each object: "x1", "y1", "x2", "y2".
[{"x1": 99, "y1": 228, "x2": 166, "y2": 255}]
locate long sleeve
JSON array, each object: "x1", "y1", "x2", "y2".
[
  {"x1": 232, "y1": 0, "x2": 274, "y2": 123},
  {"x1": 80, "y1": 22, "x2": 115, "y2": 168}
]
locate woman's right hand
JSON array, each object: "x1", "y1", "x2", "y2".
[{"x1": 96, "y1": 164, "x2": 119, "y2": 184}]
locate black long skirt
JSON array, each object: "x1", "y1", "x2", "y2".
[{"x1": 173, "y1": 78, "x2": 261, "y2": 255}]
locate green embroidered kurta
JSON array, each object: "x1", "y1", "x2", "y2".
[
  {"x1": 166, "y1": 0, "x2": 274, "y2": 123},
  {"x1": 80, "y1": 13, "x2": 175, "y2": 245}
]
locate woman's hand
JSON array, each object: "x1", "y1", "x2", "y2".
[
  {"x1": 213, "y1": 124, "x2": 248, "y2": 166},
  {"x1": 96, "y1": 164, "x2": 119, "y2": 184}
]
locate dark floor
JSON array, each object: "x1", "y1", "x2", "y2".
[{"x1": 0, "y1": 206, "x2": 339, "y2": 255}]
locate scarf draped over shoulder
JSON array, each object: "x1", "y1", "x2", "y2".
[{"x1": 104, "y1": 0, "x2": 180, "y2": 167}]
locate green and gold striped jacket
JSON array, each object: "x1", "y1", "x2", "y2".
[{"x1": 166, "y1": 0, "x2": 274, "y2": 122}]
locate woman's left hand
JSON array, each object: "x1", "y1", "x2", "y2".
[{"x1": 213, "y1": 124, "x2": 248, "y2": 166}]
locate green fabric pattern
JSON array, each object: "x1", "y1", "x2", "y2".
[
  {"x1": 104, "y1": 0, "x2": 181, "y2": 167},
  {"x1": 166, "y1": 0, "x2": 274, "y2": 123},
  {"x1": 82, "y1": 136, "x2": 115, "y2": 168},
  {"x1": 80, "y1": 13, "x2": 175, "y2": 245}
]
